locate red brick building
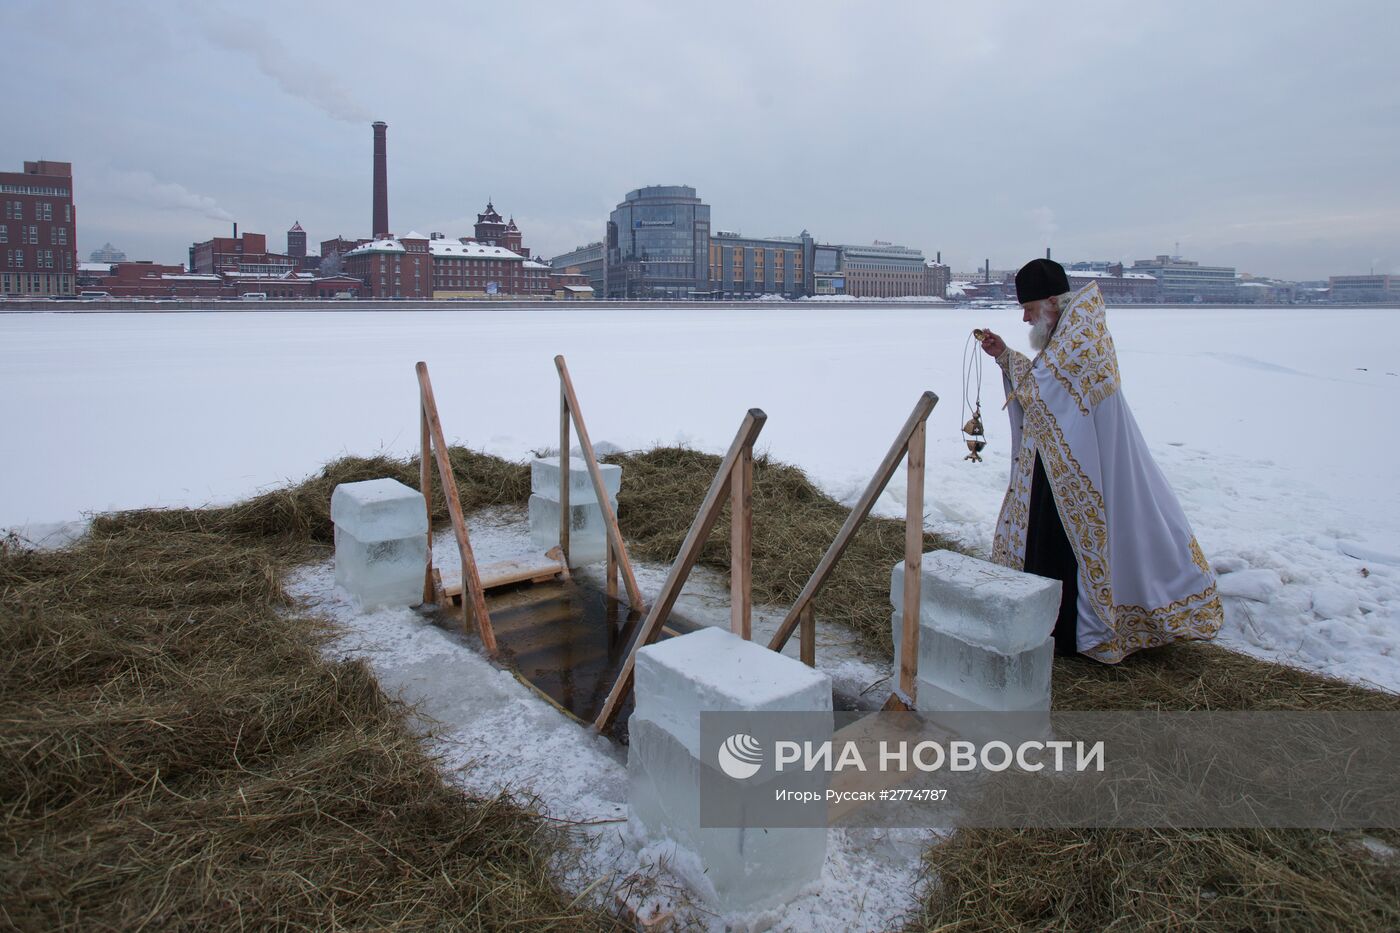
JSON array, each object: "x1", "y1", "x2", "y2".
[
  {"x1": 342, "y1": 232, "x2": 434, "y2": 299},
  {"x1": 189, "y1": 230, "x2": 299, "y2": 275},
  {"x1": 75, "y1": 261, "x2": 363, "y2": 300},
  {"x1": 428, "y1": 236, "x2": 551, "y2": 297},
  {"x1": 320, "y1": 236, "x2": 366, "y2": 259},
  {"x1": 548, "y1": 268, "x2": 594, "y2": 299},
  {"x1": 1, "y1": 159, "x2": 78, "y2": 297},
  {"x1": 287, "y1": 221, "x2": 307, "y2": 259},
  {"x1": 472, "y1": 201, "x2": 529, "y2": 257}
]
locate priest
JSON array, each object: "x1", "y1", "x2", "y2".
[{"x1": 978, "y1": 259, "x2": 1222, "y2": 662}]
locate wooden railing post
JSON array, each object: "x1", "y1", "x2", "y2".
[
  {"x1": 555, "y1": 355, "x2": 645, "y2": 610},
  {"x1": 416, "y1": 362, "x2": 497, "y2": 654},
  {"x1": 897, "y1": 419, "x2": 926, "y2": 705},
  {"x1": 799, "y1": 602, "x2": 816, "y2": 667},
  {"x1": 420, "y1": 401, "x2": 434, "y2": 606},
  {"x1": 730, "y1": 445, "x2": 753, "y2": 639},
  {"x1": 767, "y1": 392, "x2": 938, "y2": 654},
  {"x1": 559, "y1": 381, "x2": 570, "y2": 563},
  {"x1": 606, "y1": 539, "x2": 619, "y2": 601},
  {"x1": 593, "y1": 409, "x2": 768, "y2": 733}
]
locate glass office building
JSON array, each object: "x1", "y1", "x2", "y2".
[{"x1": 605, "y1": 186, "x2": 711, "y2": 298}]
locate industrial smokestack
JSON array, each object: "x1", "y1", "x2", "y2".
[
  {"x1": 984, "y1": 259, "x2": 990, "y2": 283},
  {"x1": 233, "y1": 222, "x2": 238, "y2": 240},
  {"x1": 936, "y1": 251, "x2": 941, "y2": 264},
  {"x1": 372, "y1": 121, "x2": 388, "y2": 239},
  {"x1": 1046, "y1": 247, "x2": 1051, "y2": 260}
]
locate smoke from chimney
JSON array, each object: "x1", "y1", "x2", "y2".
[{"x1": 372, "y1": 122, "x2": 389, "y2": 239}]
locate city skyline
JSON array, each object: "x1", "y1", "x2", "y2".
[{"x1": 4, "y1": 0, "x2": 1398, "y2": 281}]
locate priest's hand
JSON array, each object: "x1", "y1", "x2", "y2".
[{"x1": 979, "y1": 330, "x2": 1006, "y2": 358}]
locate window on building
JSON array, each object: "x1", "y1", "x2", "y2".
[
  {"x1": 0, "y1": 225, "x2": 5, "y2": 243},
  {"x1": 64, "y1": 204, "x2": 71, "y2": 222}
]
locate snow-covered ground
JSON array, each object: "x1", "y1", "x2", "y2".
[{"x1": 3, "y1": 304, "x2": 1398, "y2": 694}]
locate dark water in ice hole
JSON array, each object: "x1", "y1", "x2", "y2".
[{"x1": 429, "y1": 578, "x2": 857, "y2": 744}]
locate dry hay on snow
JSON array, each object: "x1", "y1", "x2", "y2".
[{"x1": 0, "y1": 450, "x2": 613, "y2": 931}]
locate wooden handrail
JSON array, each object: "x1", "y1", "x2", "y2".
[
  {"x1": 593, "y1": 408, "x2": 768, "y2": 733},
  {"x1": 895, "y1": 418, "x2": 926, "y2": 705},
  {"x1": 420, "y1": 404, "x2": 435, "y2": 606},
  {"x1": 767, "y1": 391, "x2": 938, "y2": 661},
  {"x1": 730, "y1": 444, "x2": 754, "y2": 639},
  {"x1": 554, "y1": 355, "x2": 645, "y2": 610},
  {"x1": 416, "y1": 361, "x2": 497, "y2": 654}
]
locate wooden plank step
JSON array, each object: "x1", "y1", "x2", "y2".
[{"x1": 438, "y1": 554, "x2": 566, "y2": 598}]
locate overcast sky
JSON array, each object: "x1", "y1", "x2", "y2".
[{"x1": 5, "y1": 0, "x2": 1397, "y2": 280}]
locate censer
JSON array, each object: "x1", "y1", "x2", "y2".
[{"x1": 963, "y1": 329, "x2": 989, "y2": 462}]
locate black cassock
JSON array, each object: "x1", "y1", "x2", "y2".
[{"x1": 1023, "y1": 453, "x2": 1081, "y2": 656}]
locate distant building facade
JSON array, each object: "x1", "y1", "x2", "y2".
[
  {"x1": 342, "y1": 233, "x2": 433, "y2": 299},
  {"x1": 1066, "y1": 264, "x2": 1162, "y2": 303},
  {"x1": 924, "y1": 260, "x2": 950, "y2": 299},
  {"x1": 472, "y1": 202, "x2": 530, "y2": 257},
  {"x1": 548, "y1": 269, "x2": 594, "y2": 300},
  {"x1": 427, "y1": 234, "x2": 550, "y2": 298},
  {"x1": 287, "y1": 222, "x2": 307, "y2": 259},
  {"x1": 839, "y1": 242, "x2": 931, "y2": 298},
  {"x1": 1328, "y1": 274, "x2": 1399, "y2": 303},
  {"x1": 341, "y1": 230, "x2": 552, "y2": 300},
  {"x1": 190, "y1": 230, "x2": 299, "y2": 276},
  {"x1": 1, "y1": 159, "x2": 78, "y2": 297},
  {"x1": 89, "y1": 242, "x2": 126, "y2": 263},
  {"x1": 549, "y1": 241, "x2": 604, "y2": 294},
  {"x1": 1130, "y1": 254, "x2": 1237, "y2": 303},
  {"x1": 73, "y1": 260, "x2": 363, "y2": 299},
  {"x1": 707, "y1": 231, "x2": 812, "y2": 298},
  {"x1": 812, "y1": 244, "x2": 844, "y2": 295},
  {"x1": 605, "y1": 185, "x2": 711, "y2": 298}
]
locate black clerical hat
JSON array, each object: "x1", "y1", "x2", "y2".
[{"x1": 1015, "y1": 258, "x2": 1069, "y2": 304}]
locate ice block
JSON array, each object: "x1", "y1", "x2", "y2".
[
  {"x1": 331, "y1": 478, "x2": 428, "y2": 610},
  {"x1": 633, "y1": 627, "x2": 833, "y2": 757},
  {"x1": 527, "y1": 494, "x2": 617, "y2": 566},
  {"x1": 628, "y1": 627, "x2": 832, "y2": 912},
  {"x1": 530, "y1": 456, "x2": 622, "y2": 504},
  {"x1": 894, "y1": 610, "x2": 1053, "y2": 710},
  {"x1": 890, "y1": 550, "x2": 1061, "y2": 654},
  {"x1": 628, "y1": 718, "x2": 827, "y2": 913}
]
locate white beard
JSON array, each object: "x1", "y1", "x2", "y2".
[{"x1": 1029, "y1": 310, "x2": 1056, "y2": 351}]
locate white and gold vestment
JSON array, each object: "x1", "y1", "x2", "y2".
[{"x1": 993, "y1": 282, "x2": 1223, "y2": 662}]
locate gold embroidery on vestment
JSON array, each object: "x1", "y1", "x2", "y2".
[{"x1": 991, "y1": 294, "x2": 1222, "y2": 664}]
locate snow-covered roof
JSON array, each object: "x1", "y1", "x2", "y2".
[
  {"x1": 78, "y1": 262, "x2": 113, "y2": 273},
  {"x1": 1067, "y1": 270, "x2": 1157, "y2": 281},
  {"x1": 344, "y1": 238, "x2": 406, "y2": 256},
  {"x1": 562, "y1": 284, "x2": 594, "y2": 293},
  {"x1": 429, "y1": 241, "x2": 524, "y2": 260},
  {"x1": 402, "y1": 230, "x2": 428, "y2": 241},
  {"x1": 522, "y1": 260, "x2": 549, "y2": 269},
  {"x1": 160, "y1": 274, "x2": 222, "y2": 281}
]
